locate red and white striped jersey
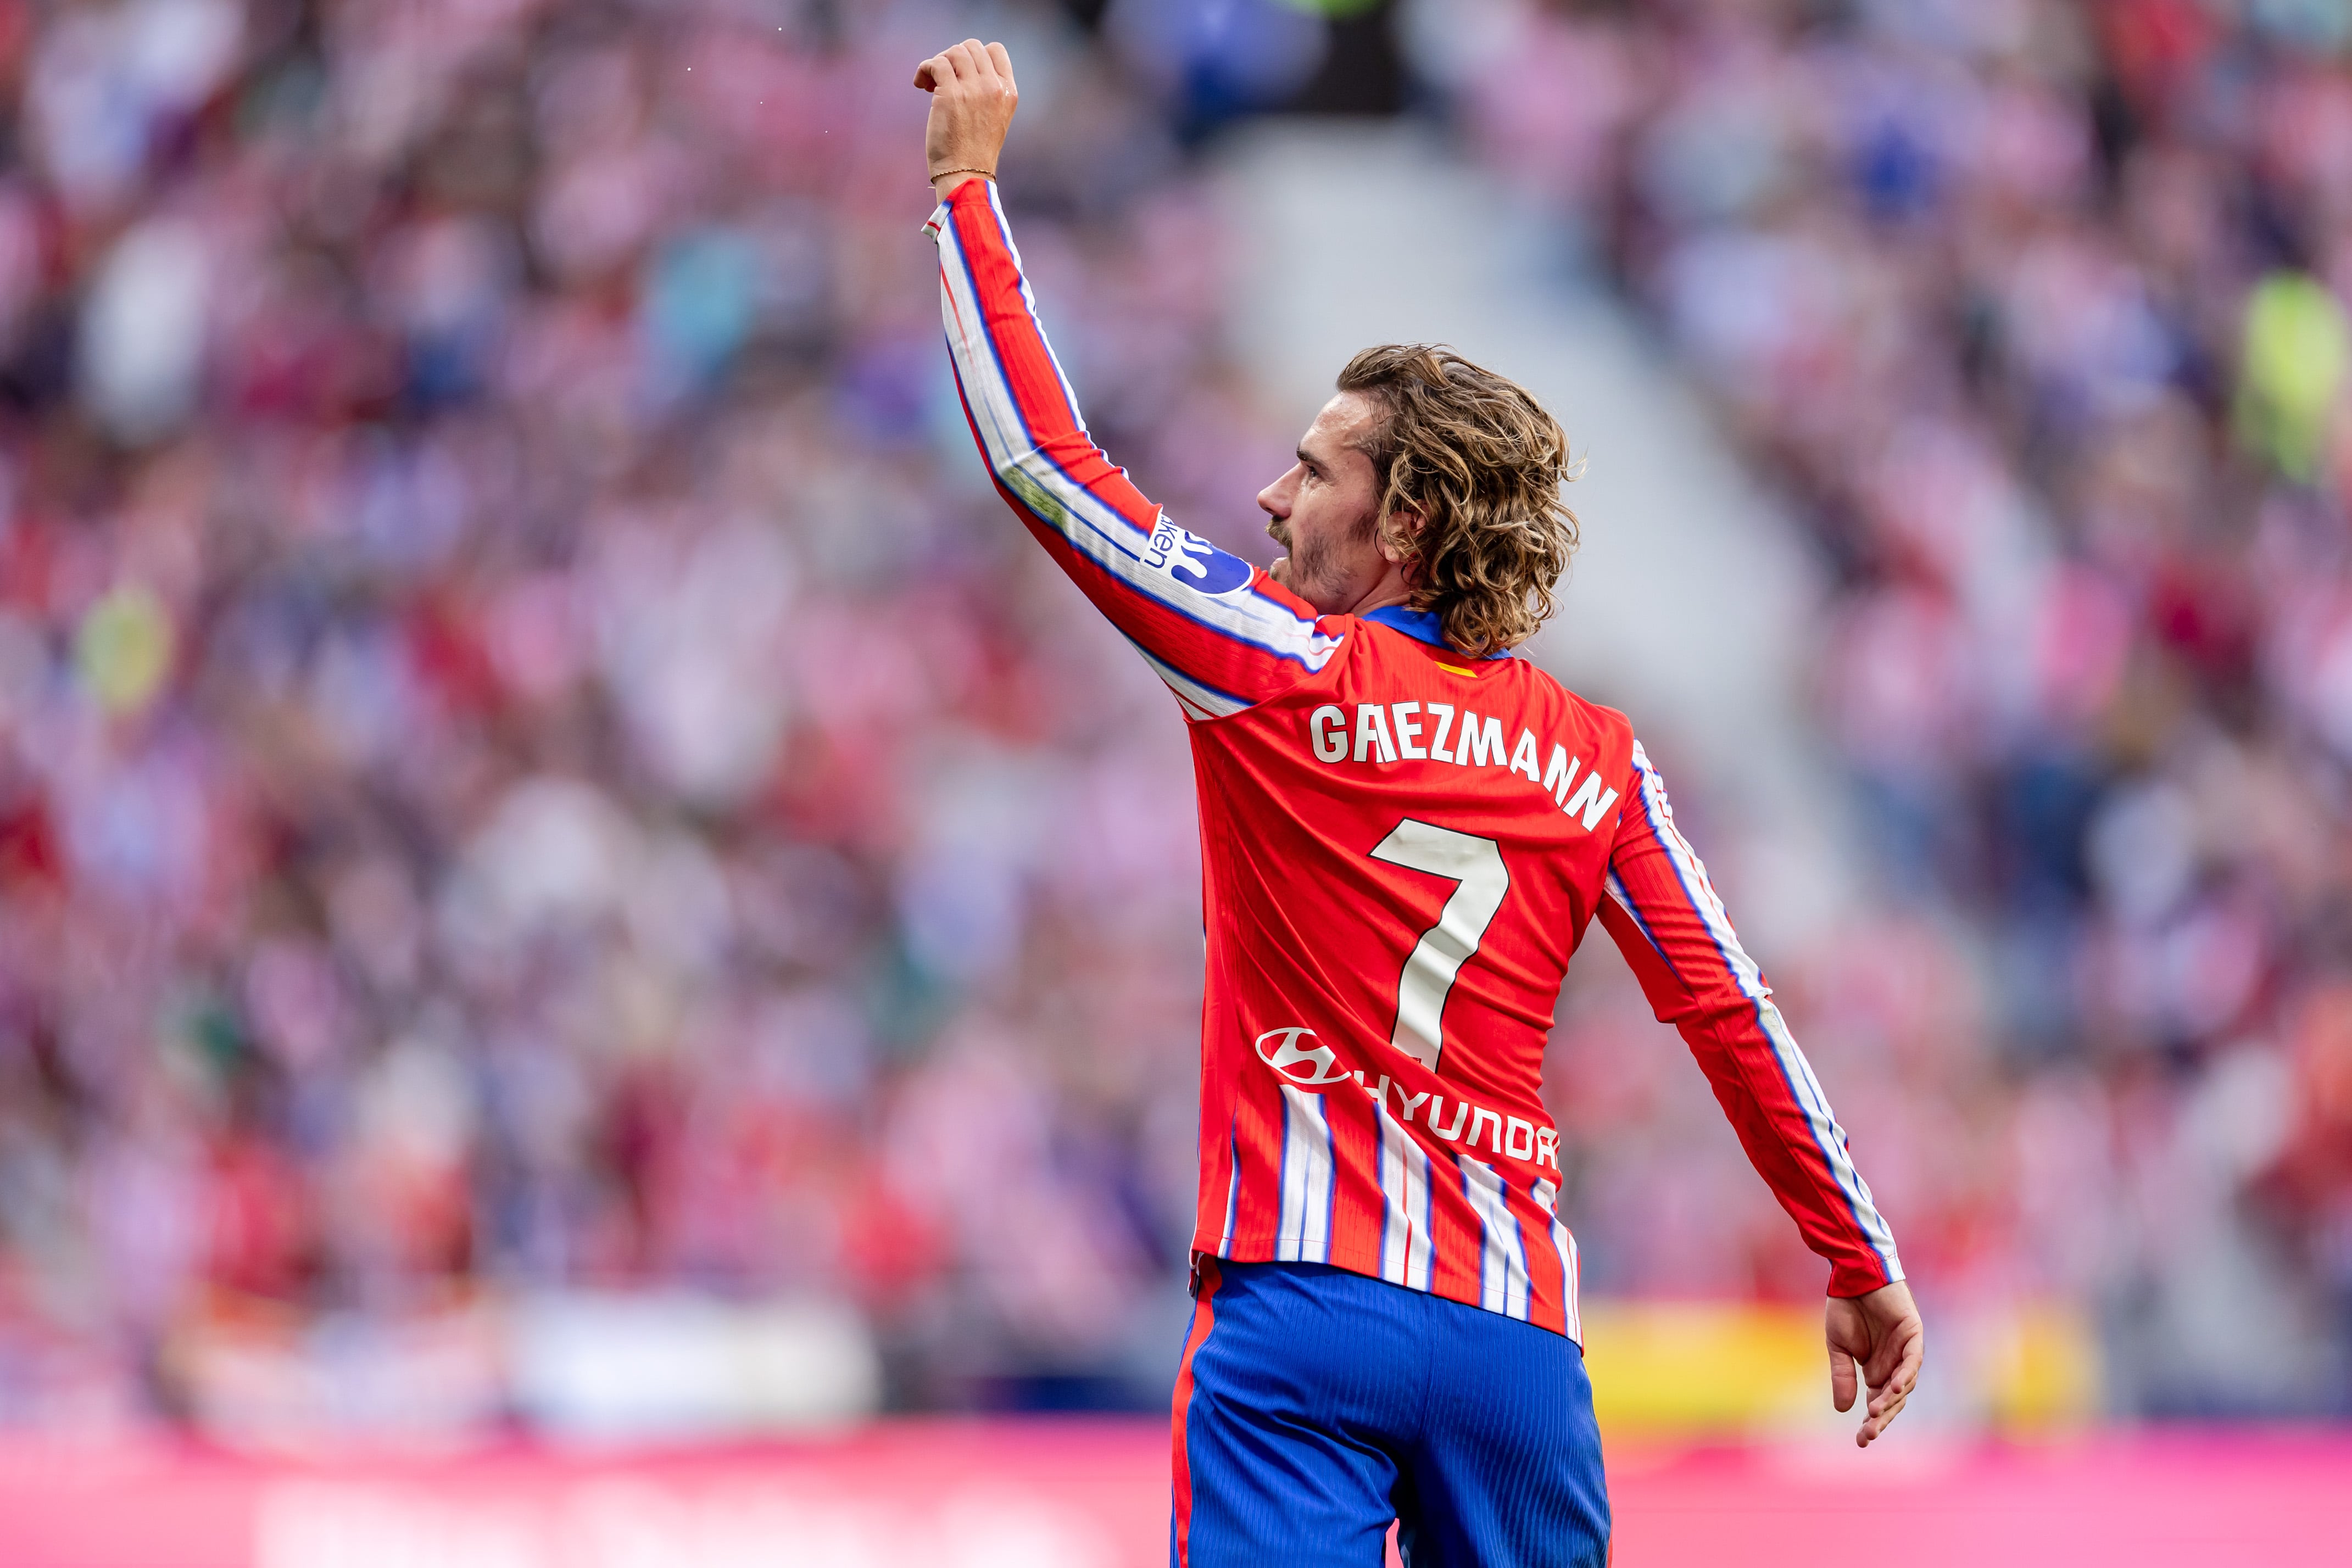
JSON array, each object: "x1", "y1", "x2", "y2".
[{"x1": 929, "y1": 181, "x2": 1902, "y2": 1340}]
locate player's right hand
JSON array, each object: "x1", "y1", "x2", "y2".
[
  {"x1": 1826, "y1": 1279, "x2": 1923, "y2": 1448},
  {"x1": 914, "y1": 40, "x2": 1018, "y2": 196}
]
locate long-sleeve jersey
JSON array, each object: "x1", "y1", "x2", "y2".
[{"x1": 928, "y1": 180, "x2": 1901, "y2": 1339}]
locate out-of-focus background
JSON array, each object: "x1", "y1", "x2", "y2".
[{"x1": 1, "y1": 0, "x2": 2350, "y2": 1563}]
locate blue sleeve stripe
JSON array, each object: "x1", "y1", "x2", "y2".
[
  {"x1": 1132, "y1": 639, "x2": 1247, "y2": 719},
  {"x1": 1603, "y1": 868, "x2": 1665, "y2": 956}
]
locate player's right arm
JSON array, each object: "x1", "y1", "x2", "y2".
[{"x1": 916, "y1": 41, "x2": 1342, "y2": 719}]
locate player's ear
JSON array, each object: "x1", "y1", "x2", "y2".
[{"x1": 1377, "y1": 505, "x2": 1424, "y2": 566}]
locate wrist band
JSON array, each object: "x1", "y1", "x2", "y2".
[{"x1": 930, "y1": 167, "x2": 995, "y2": 183}]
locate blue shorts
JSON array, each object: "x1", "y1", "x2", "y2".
[{"x1": 1171, "y1": 1259, "x2": 1609, "y2": 1568}]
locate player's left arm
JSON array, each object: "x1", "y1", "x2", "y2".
[{"x1": 1594, "y1": 739, "x2": 1923, "y2": 1447}]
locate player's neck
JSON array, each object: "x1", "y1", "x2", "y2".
[
  {"x1": 1331, "y1": 566, "x2": 1416, "y2": 621},
  {"x1": 1285, "y1": 554, "x2": 1415, "y2": 622}
]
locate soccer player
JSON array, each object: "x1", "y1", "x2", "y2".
[{"x1": 916, "y1": 40, "x2": 1924, "y2": 1568}]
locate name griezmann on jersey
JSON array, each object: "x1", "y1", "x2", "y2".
[{"x1": 1306, "y1": 704, "x2": 1621, "y2": 831}]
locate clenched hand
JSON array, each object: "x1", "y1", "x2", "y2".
[{"x1": 915, "y1": 40, "x2": 1018, "y2": 199}]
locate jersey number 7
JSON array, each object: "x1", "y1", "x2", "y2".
[{"x1": 1369, "y1": 819, "x2": 1510, "y2": 1073}]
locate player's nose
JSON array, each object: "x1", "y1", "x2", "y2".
[{"x1": 1256, "y1": 467, "x2": 1296, "y2": 518}]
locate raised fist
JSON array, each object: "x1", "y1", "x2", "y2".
[{"x1": 914, "y1": 40, "x2": 1018, "y2": 194}]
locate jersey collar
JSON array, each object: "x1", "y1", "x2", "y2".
[{"x1": 1359, "y1": 605, "x2": 1513, "y2": 660}]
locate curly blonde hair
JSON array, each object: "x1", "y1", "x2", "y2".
[{"x1": 1337, "y1": 344, "x2": 1579, "y2": 659}]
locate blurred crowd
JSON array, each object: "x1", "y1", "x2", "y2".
[
  {"x1": 1430, "y1": 0, "x2": 2352, "y2": 1414},
  {"x1": 0, "y1": 0, "x2": 2349, "y2": 1438},
  {"x1": 0, "y1": 0, "x2": 1256, "y2": 1431}
]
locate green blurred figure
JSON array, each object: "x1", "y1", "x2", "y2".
[{"x1": 2237, "y1": 271, "x2": 2350, "y2": 484}]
